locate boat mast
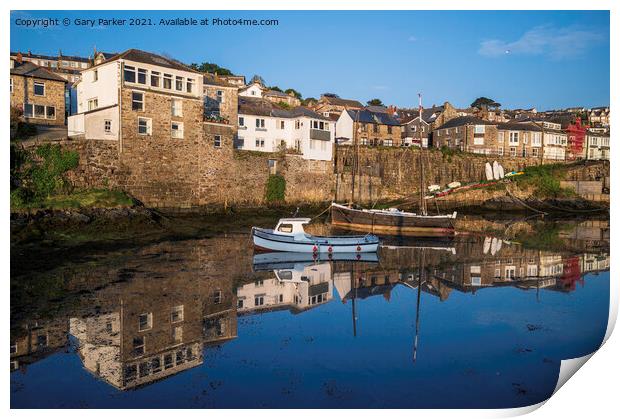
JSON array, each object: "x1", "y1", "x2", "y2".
[
  {"x1": 413, "y1": 248, "x2": 424, "y2": 363},
  {"x1": 418, "y1": 93, "x2": 428, "y2": 216},
  {"x1": 350, "y1": 110, "x2": 360, "y2": 206}
]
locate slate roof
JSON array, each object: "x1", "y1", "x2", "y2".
[
  {"x1": 398, "y1": 106, "x2": 444, "y2": 124},
  {"x1": 203, "y1": 73, "x2": 237, "y2": 88},
  {"x1": 345, "y1": 109, "x2": 401, "y2": 126},
  {"x1": 264, "y1": 89, "x2": 289, "y2": 98},
  {"x1": 239, "y1": 96, "x2": 328, "y2": 120},
  {"x1": 91, "y1": 48, "x2": 200, "y2": 73},
  {"x1": 434, "y1": 116, "x2": 494, "y2": 130},
  {"x1": 365, "y1": 105, "x2": 389, "y2": 113},
  {"x1": 497, "y1": 121, "x2": 542, "y2": 132},
  {"x1": 320, "y1": 96, "x2": 363, "y2": 108},
  {"x1": 11, "y1": 51, "x2": 90, "y2": 62},
  {"x1": 10, "y1": 61, "x2": 67, "y2": 82}
]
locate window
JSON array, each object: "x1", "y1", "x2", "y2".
[
  {"x1": 498, "y1": 132, "x2": 504, "y2": 143},
  {"x1": 255, "y1": 139, "x2": 265, "y2": 148},
  {"x1": 137, "y1": 68, "x2": 147, "y2": 84},
  {"x1": 93, "y1": 70, "x2": 98, "y2": 82},
  {"x1": 256, "y1": 118, "x2": 265, "y2": 129},
  {"x1": 61, "y1": 60, "x2": 69, "y2": 67},
  {"x1": 473, "y1": 136, "x2": 484, "y2": 145},
  {"x1": 186, "y1": 78, "x2": 194, "y2": 93},
  {"x1": 212, "y1": 290, "x2": 222, "y2": 304},
  {"x1": 151, "y1": 357, "x2": 161, "y2": 373},
  {"x1": 125, "y1": 365, "x2": 137, "y2": 382},
  {"x1": 238, "y1": 116, "x2": 245, "y2": 127},
  {"x1": 498, "y1": 146, "x2": 503, "y2": 156},
  {"x1": 124, "y1": 65, "x2": 136, "y2": 83},
  {"x1": 34, "y1": 81, "x2": 45, "y2": 96},
  {"x1": 171, "y1": 305, "x2": 184, "y2": 323},
  {"x1": 510, "y1": 147, "x2": 517, "y2": 157},
  {"x1": 216, "y1": 90, "x2": 224, "y2": 103},
  {"x1": 474, "y1": 125, "x2": 485, "y2": 134},
  {"x1": 164, "y1": 354, "x2": 173, "y2": 369},
  {"x1": 277, "y1": 120, "x2": 285, "y2": 129},
  {"x1": 151, "y1": 71, "x2": 160, "y2": 87},
  {"x1": 24, "y1": 104, "x2": 33, "y2": 117},
  {"x1": 278, "y1": 224, "x2": 293, "y2": 233},
  {"x1": 384, "y1": 139, "x2": 393, "y2": 147},
  {"x1": 139, "y1": 362, "x2": 150, "y2": 377},
  {"x1": 173, "y1": 326, "x2": 183, "y2": 343},
  {"x1": 387, "y1": 126, "x2": 392, "y2": 134},
  {"x1": 175, "y1": 76, "x2": 183, "y2": 91},
  {"x1": 214, "y1": 135, "x2": 222, "y2": 148},
  {"x1": 70, "y1": 61, "x2": 78, "y2": 68},
  {"x1": 532, "y1": 148, "x2": 539, "y2": 157},
  {"x1": 171, "y1": 98, "x2": 182, "y2": 117},
  {"x1": 36, "y1": 334, "x2": 48, "y2": 347},
  {"x1": 171, "y1": 122, "x2": 184, "y2": 139},
  {"x1": 237, "y1": 299, "x2": 244, "y2": 308},
  {"x1": 295, "y1": 120, "x2": 301, "y2": 129},
  {"x1": 46, "y1": 106, "x2": 55, "y2": 120},
  {"x1": 87, "y1": 98, "x2": 98, "y2": 111},
  {"x1": 132, "y1": 91, "x2": 144, "y2": 111},
  {"x1": 532, "y1": 132, "x2": 541, "y2": 146},
  {"x1": 373, "y1": 124, "x2": 379, "y2": 133},
  {"x1": 138, "y1": 313, "x2": 153, "y2": 331},
  {"x1": 254, "y1": 295, "x2": 265, "y2": 306},
  {"x1": 138, "y1": 117, "x2": 152, "y2": 135},
  {"x1": 133, "y1": 336, "x2": 145, "y2": 356},
  {"x1": 11, "y1": 341, "x2": 17, "y2": 354},
  {"x1": 10, "y1": 77, "x2": 13, "y2": 93},
  {"x1": 509, "y1": 132, "x2": 519, "y2": 145},
  {"x1": 34, "y1": 105, "x2": 45, "y2": 118},
  {"x1": 163, "y1": 74, "x2": 172, "y2": 89}
]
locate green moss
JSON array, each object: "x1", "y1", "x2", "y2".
[
  {"x1": 265, "y1": 174, "x2": 286, "y2": 203},
  {"x1": 11, "y1": 188, "x2": 134, "y2": 210}
]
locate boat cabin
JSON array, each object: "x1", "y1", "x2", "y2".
[{"x1": 274, "y1": 218, "x2": 311, "y2": 235}]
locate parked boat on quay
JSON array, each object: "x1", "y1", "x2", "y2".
[{"x1": 252, "y1": 218, "x2": 380, "y2": 253}]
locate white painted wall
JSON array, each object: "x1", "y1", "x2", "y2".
[
  {"x1": 77, "y1": 61, "x2": 119, "y2": 113},
  {"x1": 239, "y1": 82, "x2": 264, "y2": 98},
  {"x1": 84, "y1": 106, "x2": 119, "y2": 140},
  {"x1": 335, "y1": 110, "x2": 354, "y2": 143},
  {"x1": 237, "y1": 113, "x2": 334, "y2": 161}
]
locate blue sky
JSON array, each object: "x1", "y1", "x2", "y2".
[{"x1": 11, "y1": 10, "x2": 610, "y2": 110}]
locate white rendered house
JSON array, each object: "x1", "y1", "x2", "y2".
[{"x1": 237, "y1": 97, "x2": 334, "y2": 161}]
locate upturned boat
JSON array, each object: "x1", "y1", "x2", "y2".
[{"x1": 252, "y1": 218, "x2": 379, "y2": 253}]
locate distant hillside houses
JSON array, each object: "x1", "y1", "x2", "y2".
[{"x1": 10, "y1": 47, "x2": 609, "y2": 162}]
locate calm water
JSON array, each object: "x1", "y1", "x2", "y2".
[{"x1": 10, "y1": 220, "x2": 610, "y2": 408}]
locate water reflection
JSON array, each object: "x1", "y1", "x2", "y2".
[{"x1": 10, "y1": 221, "x2": 610, "y2": 408}]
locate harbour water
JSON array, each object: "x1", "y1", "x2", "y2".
[{"x1": 10, "y1": 217, "x2": 610, "y2": 408}]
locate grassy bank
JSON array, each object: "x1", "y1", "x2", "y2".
[
  {"x1": 514, "y1": 163, "x2": 576, "y2": 198},
  {"x1": 11, "y1": 188, "x2": 134, "y2": 211}
]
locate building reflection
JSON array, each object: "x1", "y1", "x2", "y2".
[{"x1": 10, "y1": 234, "x2": 609, "y2": 389}]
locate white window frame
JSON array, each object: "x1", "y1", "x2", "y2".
[
  {"x1": 138, "y1": 117, "x2": 152, "y2": 136},
  {"x1": 186, "y1": 78, "x2": 194, "y2": 93},
  {"x1": 256, "y1": 118, "x2": 265, "y2": 129},
  {"x1": 138, "y1": 313, "x2": 153, "y2": 331},
  {"x1": 171, "y1": 305, "x2": 184, "y2": 323},
  {"x1": 104, "y1": 119, "x2": 112, "y2": 133},
  {"x1": 124, "y1": 65, "x2": 136, "y2": 83},
  {"x1": 216, "y1": 90, "x2": 224, "y2": 103},
  {"x1": 214, "y1": 135, "x2": 222, "y2": 148},
  {"x1": 474, "y1": 125, "x2": 485, "y2": 134},
  {"x1": 131, "y1": 91, "x2": 144, "y2": 111},
  {"x1": 171, "y1": 122, "x2": 184, "y2": 139},
  {"x1": 238, "y1": 116, "x2": 245, "y2": 127},
  {"x1": 151, "y1": 71, "x2": 160, "y2": 88},
  {"x1": 10, "y1": 77, "x2": 13, "y2": 93},
  {"x1": 87, "y1": 98, "x2": 98, "y2": 111},
  {"x1": 33, "y1": 81, "x2": 45, "y2": 96},
  {"x1": 509, "y1": 131, "x2": 519, "y2": 145},
  {"x1": 34, "y1": 104, "x2": 46, "y2": 118},
  {"x1": 171, "y1": 98, "x2": 183, "y2": 117},
  {"x1": 93, "y1": 70, "x2": 98, "y2": 82},
  {"x1": 137, "y1": 68, "x2": 147, "y2": 85}
]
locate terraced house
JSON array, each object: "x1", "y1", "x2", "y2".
[
  {"x1": 10, "y1": 59, "x2": 67, "y2": 126},
  {"x1": 335, "y1": 108, "x2": 402, "y2": 147},
  {"x1": 433, "y1": 116, "x2": 498, "y2": 154},
  {"x1": 237, "y1": 96, "x2": 334, "y2": 161},
  {"x1": 496, "y1": 122, "x2": 543, "y2": 158}
]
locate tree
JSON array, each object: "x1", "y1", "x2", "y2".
[
  {"x1": 322, "y1": 92, "x2": 339, "y2": 98},
  {"x1": 302, "y1": 97, "x2": 318, "y2": 106},
  {"x1": 250, "y1": 74, "x2": 266, "y2": 86},
  {"x1": 367, "y1": 98, "x2": 384, "y2": 106},
  {"x1": 285, "y1": 88, "x2": 302, "y2": 100},
  {"x1": 268, "y1": 85, "x2": 283, "y2": 92},
  {"x1": 470, "y1": 97, "x2": 501, "y2": 109},
  {"x1": 189, "y1": 62, "x2": 233, "y2": 76}
]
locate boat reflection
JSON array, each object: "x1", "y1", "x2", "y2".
[{"x1": 10, "y1": 234, "x2": 609, "y2": 392}]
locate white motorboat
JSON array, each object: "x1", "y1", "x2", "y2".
[{"x1": 252, "y1": 218, "x2": 380, "y2": 253}]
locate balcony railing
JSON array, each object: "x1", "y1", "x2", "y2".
[{"x1": 310, "y1": 129, "x2": 331, "y2": 141}]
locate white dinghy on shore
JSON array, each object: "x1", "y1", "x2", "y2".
[{"x1": 252, "y1": 218, "x2": 380, "y2": 253}]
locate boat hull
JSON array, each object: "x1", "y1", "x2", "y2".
[
  {"x1": 252, "y1": 228, "x2": 379, "y2": 253},
  {"x1": 330, "y1": 203, "x2": 456, "y2": 236}
]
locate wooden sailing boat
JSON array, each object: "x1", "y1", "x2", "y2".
[{"x1": 330, "y1": 93, "x2": 457, "y2": 236}]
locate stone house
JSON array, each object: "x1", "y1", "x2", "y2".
[
  {"x1": 10, "y1": 59, "x2": 67, "y2": 126},
  {"x1": 496, "y1": 121, "x2": 543, "y2": 158},
  {"x1": 203, "y1": 73, "x2": 239, "y2": 125},
  {"x1": 312, "y1": 95, "x2": 363, "y2": 120},
  {"x1": 336, "y1": 108, "x2": 402, "y2": 147},
  {"x1": 237, "y1": 96, "x2": 334, "y2": 161},
  {"x1": 433, "y1": 116, "x2": 498, "y2": 155}
]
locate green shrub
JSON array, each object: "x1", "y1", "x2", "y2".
[
  {"x1": 14, "y1": 122, "x2": 38, "y2": 139},
  {"x1": 29, "y1": 144, "x2": 79, "y2": 198},
  {"x1": 515, "y1": 164, "x2": 574, "y2": 198},
  {"x1": 265, "y1": 174, "x2": 286, "y2": 203}
]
